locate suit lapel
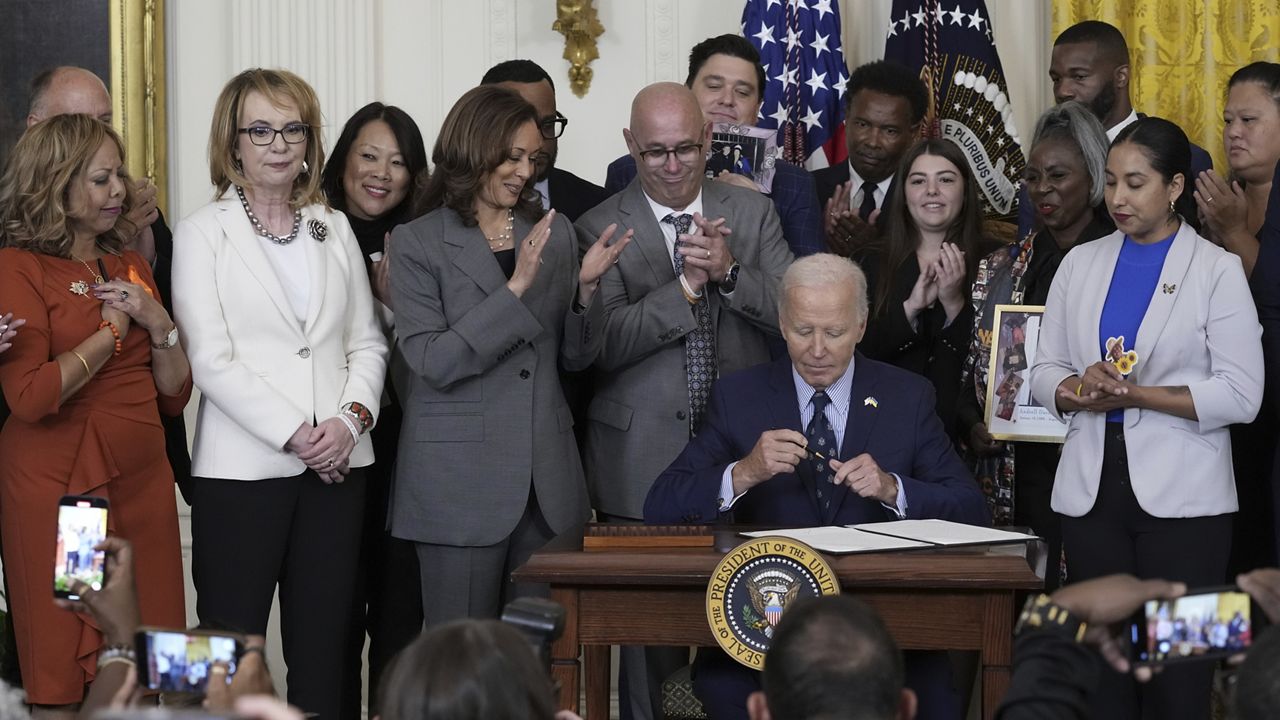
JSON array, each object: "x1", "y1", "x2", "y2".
[
  {"x1": 825, "y1": 355, "x2": 884, "y2": 524},
  {"x1": 619, "y1": 182, "x2": 678, "y2": 284},
  {"x1": 1133, "y1": 223, "x2": 1196, "y2": 384},
  {"x1": 300, "y1": 207, "x2": 328, "y2": 334},
  {"x1": 765, "y1": 361, "x2": 823, "y2": 522},
  {"x1": 214, "y1": 194, "x2": 300, "y2": 333},
  {"x1": 444, "y1": 215, "x2": 507, "y2": 295}
]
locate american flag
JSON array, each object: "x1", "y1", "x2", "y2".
[
  {"x1": 741, "y1": 0, "x2": 849, "y2": 169},
  {"x1": 884, "y1": 0, "x2": 1024, "y2": 216}
]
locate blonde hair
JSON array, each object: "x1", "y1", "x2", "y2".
[
  {"x1": 208, "y1": 68, "x2": 326, "y2": 209},
  {"x1": 0, "y1": 114, "x2": 136, "y2": 257}
]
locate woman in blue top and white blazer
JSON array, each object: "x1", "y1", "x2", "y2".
[{"x1": 1030, "y1": 117, "x2": 1263, "y2": 720}]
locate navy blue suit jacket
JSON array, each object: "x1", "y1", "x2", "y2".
[
  {"x1": 643, "y1": 355, "x2": 990, "y2": 527},
  {"x1": 604, "y1": 154, "x2": 824, "y2": 257}
]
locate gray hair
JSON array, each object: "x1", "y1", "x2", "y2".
[
  {"x1": 779, "y1": 253, "x2": 869, "y2": 321},
  {"x1": 1031, "y1": 101, "x2": 1109, "y2": 208}
]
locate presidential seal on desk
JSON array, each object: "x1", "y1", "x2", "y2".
[{"x1": 706, "y1": 536, "x2": 840, "y2": 669}]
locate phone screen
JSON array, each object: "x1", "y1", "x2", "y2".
[
  {"x1": 138, "y1": 629, "x2": 241, "y2": 693},
  {"x1": 1130, "y1": 586, "x2": 1255, "y2": 664},
  {"x1": 54, "y1": 496, "x2": 108, "y2": 599}
]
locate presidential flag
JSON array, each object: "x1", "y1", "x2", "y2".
[
  {"x1": 884, "y1": 0, "x2": 1024, "y2": 216},
  {"x1": 741, "y1": 0, "x2": 849, "y2": 169}
]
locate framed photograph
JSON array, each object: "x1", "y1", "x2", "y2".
[
  {"x1": 0, "y1": 0, "x2": 167, "y2": 211},
  {"x1": 707, "y1": 122, "x2": 778, "y2": 193},
  {"x1": 984, "y1": 304, "x2": 1067, "y2": 443}
]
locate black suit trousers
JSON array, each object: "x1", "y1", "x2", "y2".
[{"x1": 190, "y1": 469, "x2": 366, "y2": 720}]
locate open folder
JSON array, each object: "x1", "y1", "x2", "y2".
[{"x1": 742, "y1": 520, "x2": 1038, "y2": 555}]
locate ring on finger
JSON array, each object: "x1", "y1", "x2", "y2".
[
  {"x1": 1206, "y1": 195, "x2": 1214, "y2": 203},
  {"x1": 119, "y1": 290, "x2": 129, "y2": 300}
]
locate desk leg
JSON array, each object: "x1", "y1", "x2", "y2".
[
  {"x1": 981, "y1": 592, "x2": 1015, "y2": 720},
  {"x1": 551, "y1": 588, "x2": 580, "y2": 714},
  {"x1": 584, "y1": 645, "x2": 611, "y2": 720}
]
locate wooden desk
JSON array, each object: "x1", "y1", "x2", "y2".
[{"x1": 513, "y1": 529, "x2": 1044, "y2": 720}]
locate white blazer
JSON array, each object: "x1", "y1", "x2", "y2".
[
  {"x1": 1029, "y1": 223, "x2": 1263, "y2": 518},
  {"x1": 172, "y1": 191, "x2": 388, "y2": 480}
]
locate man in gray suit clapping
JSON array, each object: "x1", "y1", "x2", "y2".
[{"x1": 575, "y1": 82, "x2": 794, "y2": 720}]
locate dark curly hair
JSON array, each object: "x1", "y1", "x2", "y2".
[{"x1": 845, "y1": 60, "x2": 929, "y2": 125}]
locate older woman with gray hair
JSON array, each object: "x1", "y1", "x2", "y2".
[{"x1": 956, "y1": 101, "x2": 1113, "y2": 588}]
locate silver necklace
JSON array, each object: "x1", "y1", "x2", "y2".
[
  {"x1": 237, "y1": 186, "x2": 301, "y2": 245},
  {"x1": 485, "y1": 209, "x2": 515, "y2": 249}
]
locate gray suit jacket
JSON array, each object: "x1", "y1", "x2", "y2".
[
  {"x1": 1029, "y1": 223, "x2": 1263, "y2": 518},
  {"x1": 387, "y1": 207, "x2": 602, "y2": 546},
  {"x1": 575, "y1": 179, "x2": 795, "y2": 518}
]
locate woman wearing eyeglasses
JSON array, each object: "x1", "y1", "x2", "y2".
[{"x1": 171, "y1": 68, "x2": 387, "y2": 719}]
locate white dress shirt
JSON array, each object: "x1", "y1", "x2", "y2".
[
  {"x1": 845, "y1": 164, "x2": 895, "y2": 215},
  {"x1": 1107, "y1": 109, "x2": 1140, "y2": 143}
]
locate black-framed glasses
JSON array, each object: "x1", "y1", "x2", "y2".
[
  {"x1": 238, "y1": 123, "x2": 310, "y2": 146},
  {"x1": 637, "y1": 143, "x2": 704, "y2": 168},
  {"x1": 539, "y1": 112, "x2": 569, "y2": 140}
]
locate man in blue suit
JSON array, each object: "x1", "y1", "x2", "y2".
[
  {"x1": 645, "y1": 253, "x2": 988, "y2": 720},
  {"x1": 604, "y1": 34, "x2": 823, "y2": 258}
]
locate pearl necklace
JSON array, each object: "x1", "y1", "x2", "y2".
[
  {"x1": 237, "y1": 186, "x2": 301, "y2": 245},
  {"x1": 485, "y1": 209, "x2": 515, "y2": 249}
]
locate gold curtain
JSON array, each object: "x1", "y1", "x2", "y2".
[{"x1": 1053, "y1": 0, "x2": 1280, "y2": 174}]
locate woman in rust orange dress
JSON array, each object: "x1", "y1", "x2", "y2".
[{"x1": 0, "y1": 114, "x2": 189, "y2": 714}]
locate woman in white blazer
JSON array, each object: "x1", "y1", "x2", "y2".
[
  {"x1": 171, "y1": 69, "x2": 387, "y2": 720},
  {"x1": 1030, "y1": 117, "x2": 1263, "y2": 720}
]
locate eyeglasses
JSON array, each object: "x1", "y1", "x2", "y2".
[
  {"x1": 540, "y1": 112, "x2": 569, "y2": 140},
  {"x1": 238, "y1": 123, "x2": 310, "y2": 146},
  {"x1": 637, "y1": 143, "x2": 704, "y2": 168}
]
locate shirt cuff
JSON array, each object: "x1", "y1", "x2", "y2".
[
  {"x1": 881, "y1": 472, "x2": 908, "y2": 518},
  {"x1": 718, "y1": 462, "x2": 746, "y2": 512}
]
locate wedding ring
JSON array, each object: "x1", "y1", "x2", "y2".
[
  {"x1": 705, "y1": 250, "x2": 710, "y2": 258},
  {"x1": 1206, "y1": 195, "x2": 1214, "y2": 203},
  {"x1": 119, "y1": 290, "x2": 129, "y2": 300}
]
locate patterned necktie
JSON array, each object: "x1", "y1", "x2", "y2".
[
  {"x1": 805, "y1": 390, "x2": 837, "y2": 511},
  {"x1": 665, "y1": 212, "x2": 717, "y2": 435},
  {"x1": 858, "y1": 181, "x2": 878, "y2": 222}
]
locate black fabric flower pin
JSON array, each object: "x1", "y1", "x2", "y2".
[{"x1": 308, "y1": 219, "x2": 328, "y2": 243}]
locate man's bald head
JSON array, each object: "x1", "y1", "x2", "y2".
[
  {"x1": 27, "y1": 66, "x2": 112, "y2": 127},
  {"x1": 624, "y1": 83, "x2": 708, "y2": 210},
  {"x1": 629, "y1": 82, "x2": 703, "y2": 136}
]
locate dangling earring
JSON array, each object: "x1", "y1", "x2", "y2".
[
  {"x1": 301, "y1": 160, "x2": 311, "y2": 176},
  {"x1": 1169, "y1": 200, "x2": 1176, "y2": 213}
]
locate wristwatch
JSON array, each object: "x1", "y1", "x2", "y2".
[
  {"x1": 719, "y1": 262, "x2": 741, "y2": 293},
  {"x1": 1015, "y1": 593, "x2": 1087, "y2": 642},
  {"x1": 151, "y1": 325, "x2": 179, "y2": 350}
]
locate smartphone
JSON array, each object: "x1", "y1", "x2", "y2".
[
  {"x1": 135, "y1": 628, "x2": 243, "y2": 693},
  {"x1": 54, "y1": 495, "x2": 109, "y2": 600},
  {"x1": 1129, "y1": 585, "x2": 1265, "y2": 665}
]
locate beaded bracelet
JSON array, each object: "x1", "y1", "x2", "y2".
[
  {"x1": 98, "y1": 644, "x2": 136, "y2": 671},
  {"x1": 342, "y1": 402, "x2": 373, "y2": 433},
  {"x1": 98, "y1": 320, "x2": 122, "y2": 355}
]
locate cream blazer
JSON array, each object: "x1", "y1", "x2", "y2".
[
  {"x1": 1029, "y1": 223, "x2": 1263, "y2": 518},
  {"x1": 172, "y1": 191, "x2": 388, "y2": 480}
]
